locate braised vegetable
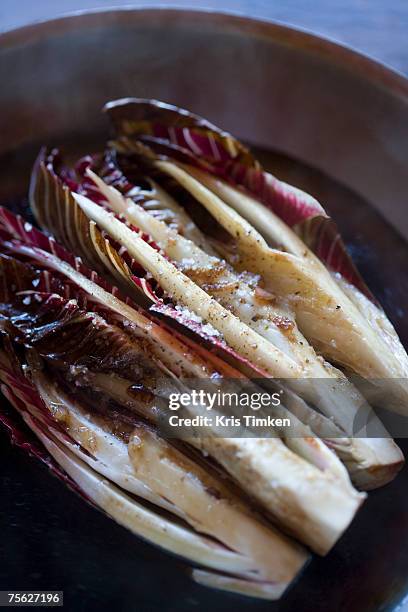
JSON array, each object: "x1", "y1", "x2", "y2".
[{"x1": 0, "y1": 99, "x2": 405, "y2": 601}]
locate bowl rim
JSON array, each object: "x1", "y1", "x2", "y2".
[{"x1": 1, "y1": 6, "x2": 408, "y2": 101}]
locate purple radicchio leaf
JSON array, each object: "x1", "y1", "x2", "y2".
[{"x1": 104, "y1": 98, "x2": 375, "y2": 302}]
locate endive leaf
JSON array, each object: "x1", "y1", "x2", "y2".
[
  {"x1": 155, "y1": 161, "x2": 408, "y2": 414},
  {"x1": 3, "y1": 193, "x2": 363, "y2": 554},
  {"x1": 21, "y1": 410, "x2": 270, "y2": 579},
  {"x1": 73, "y1": 193, "x2": 302, "y2": 380},
  {"x1": 0, "y1": 207, "x2": 244, "y2": 372},
  {"x1": 29, "y1": 149, "x2": 147, "y2": 300},
  {"x1": 0, "y1": 344, "x2": 92, "y2": 502},
  {"x1": 104, "y1": 97, "x2": 373, "y2": 300},
  {"x1": 0, "y1": 261, "x2": 311, "y2": 578},
  {"x1": 27, "y1": 155, "x2": 254, "y2": 361},
  {"x1": 27, "y1": 360, "x2": 309, "y2": 588},
  {"x1": 87, "y1": 170, "x2": 404, "y2": 488}
]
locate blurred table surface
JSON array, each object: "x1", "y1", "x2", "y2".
[{"x1": 1, "y1": 1, "x2": 408, "y2": 76}]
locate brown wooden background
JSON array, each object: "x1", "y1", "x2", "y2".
[{"x1": 1, "y1": 1, "x2": 408, "y2": 75}]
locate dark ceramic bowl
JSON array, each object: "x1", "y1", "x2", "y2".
[{"x1": 0, "y1": 9, "x2": 407, "y2": 612}]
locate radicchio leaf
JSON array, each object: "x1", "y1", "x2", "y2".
[
  {"x1": 29, "y1": 149, "x2": 150, "y2": 300},
  {"x1": 0, "y1": 401, "x2": 88, "y2": 499},
  {"x1": 28, "y1": 155, "x2": 271, "y2": 375},
  {"x1": 0, "y1": 319, "x2": 93, "y2": 503},
  {"x1": 0, "y1": 210, "x2": 254, "y2": 379},
  {"x1": 104, "y1": 98, "x2": 374, "y2": 301},
  {"x1": 151, "y1": 301, "x2": 268, "y2": 378}
]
